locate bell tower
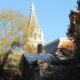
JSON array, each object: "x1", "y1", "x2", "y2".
[{"x1": 28, "y1": 3, "x2": 44, "y2": 47}]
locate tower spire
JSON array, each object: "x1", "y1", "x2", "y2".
[
  {"x1": 28, "y1": 2, "x2": 44, "y2": 46},
  {"x1": 31, "y1": 2, "x2": 35, "y2": 11},
  {"x1": 28, "y1": 2, "x2": 39, "y2": 36}
]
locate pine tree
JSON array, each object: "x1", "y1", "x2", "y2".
[{"x1": 67, "y1": 0, "x2": 80, "y2": 58}]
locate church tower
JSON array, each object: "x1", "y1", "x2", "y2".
[{"x1": 28, "y1": 3, "x2": 44, "y2": 47}]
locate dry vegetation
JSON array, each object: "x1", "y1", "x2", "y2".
[{"x1": 0, "y1": 53, "x2": 22, "y2": 80}]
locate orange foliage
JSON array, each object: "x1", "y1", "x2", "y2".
[
  {"x1": 23, "y1": 44, "x2": 37, "y2": 53},
  {"x1": 9, "y1": 54, "x2": 21, "y2": 62},
  {"x1": 59, "y1": 39, "x2": 74, "y2": 49}
]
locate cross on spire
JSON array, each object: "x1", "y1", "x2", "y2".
[{"x1": 31, "y1": 2, "x2": 35, "y2": 11}]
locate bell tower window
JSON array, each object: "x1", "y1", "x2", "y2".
[
  {"x1": 38, "y1": 34, "x2": 41, "y2": 39},
  {"x1": 34, "y1": 33, "x2": 37, "y2": 39}
]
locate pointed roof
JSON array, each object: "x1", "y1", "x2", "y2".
[{"x1": 28, "y1": 3, "x2": 40, "y2": 37}]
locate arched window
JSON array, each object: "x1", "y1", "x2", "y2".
[
  {"x1": 38, "y1": 34, "x2": 41, "y2": 39},
  {"x1": 34, "y1": 33, "x2": 37, "y2": 39}
]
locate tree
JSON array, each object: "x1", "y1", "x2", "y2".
[
  {"x1": 23, "y1": 44, "x2": 37, "y2": 53},
  {"x1": 0, "y1": 11, "x2": 29, "y2": 78},
  {"x1": 0, "y1": 10, "x2": 29, "y2": 53},
  {"x1": 67, "y1": 0, "x2": 80, "y2": 58},
  {"x1": 0, "y1": 41, "x2": 20, "y2": 78}
]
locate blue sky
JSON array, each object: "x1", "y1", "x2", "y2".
[{"x1": 0, "y1": 0, "x2": 77, "y2": 43}]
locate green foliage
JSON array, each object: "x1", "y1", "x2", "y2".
[
  {"x1": 0, "y1": 11, "x2": 29, "y2": 77},
  {"x1": 67, "y1": 10, "x2": 80, "y2": 57},
  {"x1": 0, "y1": 10, "x2": 29, "y2": 52}
]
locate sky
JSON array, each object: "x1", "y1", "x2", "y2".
[{"x1": 0, "y1": 0, "x2": 77, "y2": 43}]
